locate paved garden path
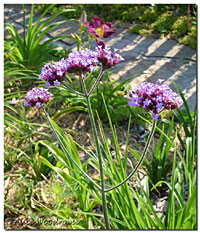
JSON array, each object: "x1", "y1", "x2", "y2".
[{"x1": 5, "y1": 4, "x2": 197, "y2": 111}]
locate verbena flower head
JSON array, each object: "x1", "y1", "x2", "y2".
[
  {"x1": 83, "y1": 16, "x2": 116, "y2": 39},
  {"x1": 65, "y1": 49, "x2": 98, "y2": 73},
  {"x1": 125, "y1": 79, "x2": 183, "y2": 121},
  {"x1": 96, "y1": 46, "x2": 124, "y2": 70},
  {"x1": 23, "y1": 87, "x2": 52, "y2": 107},
  {"x1": 39, "y1": 58, "x2": 67, "y2": 88}
]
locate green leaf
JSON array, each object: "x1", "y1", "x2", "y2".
[
  {"x1": 5, "y1": 23, "x2": 24, "y2": 56},
  {"x1": 26, "y1": 4, "x2": 34, "y2": 56},
  {"x1": 52, "y1": 106, "x2": 86, "y2": 120},
  {"x1": 39, "y1": 156, "x2": 72, "y2": 184},
  {"x1": 172, "y1": 81, "x2": 193, "y2": 128}
]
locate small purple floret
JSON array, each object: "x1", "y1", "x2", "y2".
[
  {"x1": 125, "y1": 80, "x2": 183, "y2": 121},
  {"x1": 39, "y1": 58, "x2": 67, "y2": 88},
  {"x1": 36, "y1": 102, "x2": 41, "y2": 107},
  {"x1": 96, "y1": 46, "x2": 124, "y2": 70},
  {"x1": 65, "y1": 49, "x2": 98, "y2": 73},
  {"x1": 54, "y1": 80, "x2": 60, "y2": 86},
  {"x1": 152, "y1": 113, "x2": 159, "y2": 121},
  {"x1": 23, "y1": 87, "x2": 52, "y2": 107}
]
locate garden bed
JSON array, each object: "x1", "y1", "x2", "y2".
[{"x1": 4, "y1": 4, "x2": 196, "y2": 230}]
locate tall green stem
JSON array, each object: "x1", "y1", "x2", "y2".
[
  {"x1": 80, "y1": 76, "x2": 110, "y2": 229},
  {"x1": 87, "y1": 69, "x2": 103, "y2": 96},
  {"x1": 62, "y1": 82, "x2": 85, "y2": 97},
  {"x1": 41, "y1": 105, "x2": 102, "y2": 191},
  {"x1": 104, "y1": 119, "x2": 157, "y2": 192}
]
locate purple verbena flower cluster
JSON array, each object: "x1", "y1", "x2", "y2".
[
  {"x1": 39, "y1": 58, "x2": 67, "y2": 88},
  {"x1": 125, "y1": 79, "x2": 183, "y2": 121},
  {"x1": 65, "y1": 49, "x2": 98, "y2": 73},
  {"x1": 23, "y1": 87, "x2": 52, "y2": 107},
  {"x1": 39, "y1": 47, "x2": 124, "y2": 88},
  {"x1": 96, "y1": 46, "x2": 124, "y2": 70}
]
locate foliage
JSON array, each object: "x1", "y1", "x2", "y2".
[
  {"x1": 153, "y1": 147, "x2": 196, "y2": 229},
  {"x1": 4, "y1": 81, "x2": 196, "y2": 229},
  {"x1": 38, "y1": 96, "x2": 196, "y2": 229},
  {"x1": 151, "y1": 11, "x2": 177, "y2": 34},
  {"x1": 171, "y1": 16, "x2": 189, "y2": 37},
  {"x1": 173, "y1": 81, "x2": 196, "y2": 152},
  {"x1": 130, "y1": 119, "x2": 175, "y2": 190},
  {"x1": 37, "y1": 124, "x2": 103, "y2": 229},
  {"x1": 4, "y1": 174, "x2": 83, "y2": 229},
  {"x1": 4, "y1": 41, "x2": 39, "y2": 88},
  {"x1": 4, "y1": 87, "x2": 53, "y2": 181},
  {"x1": 4, "y1": 4, "x2": 75, "y2": 74},
  {"x1": 4, "y1": 4, "x2": 196, "y2": 230}
]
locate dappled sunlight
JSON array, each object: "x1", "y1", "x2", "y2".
[{"x1": 145, "y1": 39, "x2": 168, "y2": 56}]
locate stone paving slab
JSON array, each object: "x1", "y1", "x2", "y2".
[
  {"x1": 4, "y1": 4, "x2": 197, "y2": 111},
  {"x1": 116, "y1": 33, "x2": 196, "y2": 60},
  {"x1": 48, "y1": 20, "x2": 80, "y2": 45}
]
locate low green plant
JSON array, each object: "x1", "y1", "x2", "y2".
[
  {"x1": 152, "y1": 148, "x2": 196, "y2": 229},
  {"x1": 39, "y1": 104, "x2": 156, "y2": 229},
  {"x1": 130, "y1": 24, "x2": 148, "y2": 35},
  {"x1": 4, "y1": 88, "x2": 53, "y2": 181},
  {"x1": 4, "y1": 62, "x2": 39, "y2": 89},
  {"x1": 172, "y1": 85, "x2": 196, "y2": 204},
  {"x1": 173, "y1": 81, "x2": 196, "y2": 152},
  {"x1": 35, "y1": 113, "x2": 106, "y2": 228},
  {"x1": 4, "y1": 4, "x2": 75, "y2": 72},
  {"x1": 171, "y1": 16, "x2": 189, "y2": 37},
  {"x1": 139, "y1": 8, "x2": 157, "y2": 23},
  {"x1": 4, "y1": 90, "x2": 32, "y2": 171},
  {"x1": 38, "y1": 95, "x2": 196, "y2": 229},
  {"x1": 36, "y1": 4, "x2": 83, "y2": 21},
  {"x1": 178, "y1": 30, "x2": 196, "y2": 49},
  {"x1": 151, "y1": 11, "x2": 177, "y2": 34},
  {"x1": 130, "y1": 119, "x2": 176, "y2": 191},
  {"x1": 4, "y1": 172, "x2": 82, "y2": 229}
]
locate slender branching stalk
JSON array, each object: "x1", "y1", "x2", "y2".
[
  {"x1": 80, "y1": 73, "x2": 110, "y2": 229},
  {"x1": 62, "y1": 82, "x2": 85, "y2": 97},
  {"x1": 87, "y1": 69, "x2": 104, "y2": 96},
  {"x1": 104, "y1": 119, "x2": 157, "y2": 192},
  {"x1": 41, "y1": 105, "x2": 102, "y2": 191},
  {"x1": 42, "y1": 69, "x2": 157, "y2": 229}
]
